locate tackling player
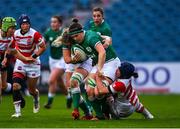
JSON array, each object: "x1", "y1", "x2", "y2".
[
  {"x1": 95, "y1": 62, "x2": 154, "y2": 119},
  {"x1": 11, "y1": 14, "x2": 46, "y2": 117}
]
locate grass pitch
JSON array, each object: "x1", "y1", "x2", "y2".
[{"x1": 0, "y1": 94, "x2": 180, "y2": 128}]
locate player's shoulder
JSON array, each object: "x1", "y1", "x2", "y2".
[
  {"x1": 85, "y1": 30, "x2": 101, "y2": 44},
  {"x1": 86, "y1": 30, "x2": 100, "y2": 39},
  {"x1": 29, "y1": 28, "x2": 38, "y2": 33},
  {"x1": 116, "y1": 79, "x2": 131, "y2": 88},
  {"x1": 29, "y1": 28, "x2": 42, "y2": 37},
  {"x1": 44, "y1": 28, "x2": 51, "y2": 34},
  {"x1": 89, "y1": 20, "x2": 94, "y2": 26},
  {"x1": 86, "y1": 30, "x2": 98, "y2": 36},
  {"x1": 103, "y1": 20, "x2": 110, "y2": 26},
  {"x1": 102, "y1": 20, "x2": 111, "y2": 30},
  {"x1": 14, "y1": 29, "x2": 21, "y2": 35}
]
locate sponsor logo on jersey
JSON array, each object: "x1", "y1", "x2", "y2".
[
  {"x1": 86, "y1": 47, "x2": 92, "y2": 52},
  {"x1": 17, "y1": 66, "x2": 22, "y2": 70},
  {"x1": 32, "y1": 73, "x2": 36, "y2": 76},
  {"x1": 27, "y1": 38, "x2": 31, "y2": 44},
  {"x1": 96, "y1": 32, "x2": 101, "y2": 35},
  {"x1": 49, "y1": 37, "x2": 53, "y2": 41}
]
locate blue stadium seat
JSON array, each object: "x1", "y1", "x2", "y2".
[
  {"x1": 0, "y1": 0, "x2": 74, "y2": 66},
  {"x1": 99, "y1": 0, "x2": 180, "y2": 62}
]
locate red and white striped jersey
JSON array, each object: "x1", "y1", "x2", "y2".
[
  {"x1": 0, "y1": 29, "x2": 15, "y2": 55},
  {"x1": 14, "y1": 28, "x2": 44, "y2": 57},
  {"x1": 109, "y1": 78, "x2": 144, "y2": 112}
]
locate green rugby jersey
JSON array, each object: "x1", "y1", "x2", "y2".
[
  {"x1": 44, "y1": 28, "x2": 63, "y2": 59},
  {"x1": 87, "y1": 20, "x2": 112, "y2": 37},
  {"x1": 79, "y1": 30, "x2": 117, "y2": 65}
]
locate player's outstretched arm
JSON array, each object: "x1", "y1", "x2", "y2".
[
  {"x1": 10, "y1": 49, "x2": 35, "y2": 63},
  {"x1": 101, "y1": 35, "x2": 112, "y2": 48},
  {"x1": 95, "y1": 74, "x2": 109, "y2": 96},
  {"x1": 95, "y1": 43, "x2": 106, "y2": 76}
]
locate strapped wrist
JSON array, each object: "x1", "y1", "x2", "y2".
[
  {"x1": 5, "y1": 54, "x2": 11, "y2": 59},
  {"x1": 32, "y1": 53, "x2": 38, "y2": 59}
]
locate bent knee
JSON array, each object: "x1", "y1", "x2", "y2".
[
  {"x1": 13, "y1": 83, "x2": 21, "y2": 90},
  {"x1": 1, "y1": 83, "x2": 7, "y2": 90},
  {"x1": 86, "y1": 88, "x2": 95, "y2": 98},
  {"x1": 48, "y1": 78, "x2": 57, "y2": 86},
  {"x1": 70, "y1": 72, "x2": 84, "y2": 88},
  {"x1": 70, "y1": 79, "x2": 79, "y2": 88}
]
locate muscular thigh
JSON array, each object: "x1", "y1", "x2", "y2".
[
  {"x1": 50, "y1": 68, "x2": 64, "y2": 82},
  {"x1": 27, "y1": 77, "x2": 39, "y2": 91},
  {"x1": 86, "y1": 73, "x2": 96, "y2": 97}
]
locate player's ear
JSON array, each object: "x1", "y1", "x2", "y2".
[{"x1": 116, "y1": 68, "x2": 121, "y2": 78}]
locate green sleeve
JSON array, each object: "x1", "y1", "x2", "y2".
[
  {"x1": 44, "y1": 30, "x2": 49, "y2": 42},
  {"x1": 104, "y1": 28, "x2": 112, "y2": 37},
  {"x1": 44, "y1": 28, "x2": 50, "y2": 42},
  {"x1": 89, "y1": 36, "x2": 102, "y2": 48},
  {"x1": 62, "y1": 44, "x2": 70, "y2": 49}
]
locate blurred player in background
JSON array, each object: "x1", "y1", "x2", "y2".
[
  {"x1": 0, "y1": 17, "x2": 35, "y2": 103},
  {"x1": 95, "y1": 62, "x2": 154, "y2": 120},
  {"x1": 87, "y1": 7, "x2": 112, "y2": 48},
  {"x1": 43, "y1": 15, "x2": 69, "y2": 109},
  {"x1": 0, "y1": 17, "x2": 15, "y2": 95},
  {"x1": 11, "y1": 14, "x2": 46, "y2": 117}
]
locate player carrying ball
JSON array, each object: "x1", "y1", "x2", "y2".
[{"x1": 67, "y1": 18, "x2": 120, "y2": 120}]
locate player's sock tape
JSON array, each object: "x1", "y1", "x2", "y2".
[{"x1": 87, "y1": 78, "x2": 96, "y2": 88}]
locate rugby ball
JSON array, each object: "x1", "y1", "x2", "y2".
[{"x1": 71, "y1": 44, "x2": 87, "y2": 63}]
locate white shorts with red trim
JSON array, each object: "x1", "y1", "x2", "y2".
[{"x1": 13, "y1": 58, "x2": 41, "y2": 78}]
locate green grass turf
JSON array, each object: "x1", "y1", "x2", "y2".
[{"x1": 0, "y1": 94, "x2": 180, "y2": 128}]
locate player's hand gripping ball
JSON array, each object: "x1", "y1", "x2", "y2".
[{"x1": 71, "y1": 44, "x2": 87, "y2": 63}]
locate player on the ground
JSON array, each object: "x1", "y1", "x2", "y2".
[
  {"x1": 43, "y1": 15, "x2": 69, "y2": 109},
  {"x1": 0, "y1": 17, "x2": 35, "y2": 103},
  {"x1": 11, "y1": 14, "x2": 46, "y2": 117},
  {"x1": 67, "y1": 19, "x2": 120, "y2": 120},
  {"x1": 95, "y1": 62, "x2": 154, "y2": 119}
]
